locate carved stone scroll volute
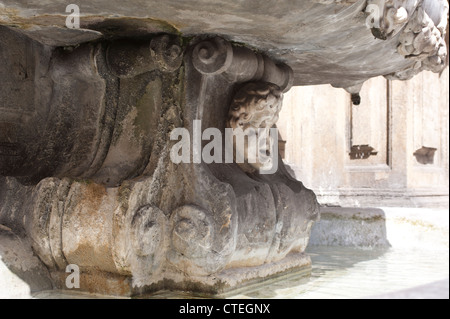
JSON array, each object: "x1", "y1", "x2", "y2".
[
  {"x1": 192, "y1": 37, "x2": 294, "y2": 92},
  {"x1": 106, "y1": 34, "x2": 183, "y2": 78}
]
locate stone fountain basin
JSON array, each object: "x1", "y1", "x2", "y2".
[{"x1": 1, "y1": 0, "x2": 447, "y2": 88}]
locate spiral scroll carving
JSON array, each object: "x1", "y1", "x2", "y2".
[
  {"x1": 192, "y1": 37, "x2": 294, "y2": 92},
  {"x1": 192, "y1": 37, "x2": 233, "y2": 75},
  {"x1": 107, "y1": 34, "x2": 183, "y2": 78},
  {"x1": 150, "y1": 34, "x2": 184, "y2": 73}
]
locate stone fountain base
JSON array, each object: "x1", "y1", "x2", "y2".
[{"x1": 1, "y1": 0, "x2": 448, "y2": 298}]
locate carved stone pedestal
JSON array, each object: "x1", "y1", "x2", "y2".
[{"x1": 0, "y1": 28, "x2": 319, "y2": 296}]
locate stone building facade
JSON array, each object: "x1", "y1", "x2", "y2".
[{"x1": 279, "y1": 68, "x2": 449, "y2": 208}]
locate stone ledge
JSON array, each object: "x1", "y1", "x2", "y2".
[
  {"x1": 309, "y1": 207, "x2": 390, "y2": 247},
  {"x1": 136, "y1": 252, "x2": 312, "y2": 298},
  {"x1": 315, "y1": 188, "x2": 450, "y2": 208},
  {"x1": 309, "y1": 206, "x2": 449, "y2": 249},
  {"x1": 1, "y1": 250, "x2": 312, "y2": 298}
]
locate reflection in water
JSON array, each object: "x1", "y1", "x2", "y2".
[{"x1": 232, "y1": 246, "x2": 448, "y2": 299}]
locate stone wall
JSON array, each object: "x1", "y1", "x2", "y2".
[{"x1": 278, "y1": 67, "x2": 449, "y2": 207}]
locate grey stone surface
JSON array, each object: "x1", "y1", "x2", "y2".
[
  {"x1": 0, "y1": 0, "x2": 448, "y2": 88},
  {"x1": 309, "y1": 207, "x2": 391, "y2": 247},
  {"x1": 309, "y1": 206, "x2": 449, "y2": 249},
  {"x1": 0, "y1": 225, "x2": 53, "y2": 298}
]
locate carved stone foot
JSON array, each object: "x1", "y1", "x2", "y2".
[{"x1": 0, "y1": 28, "x2": 319, "y2": 296}]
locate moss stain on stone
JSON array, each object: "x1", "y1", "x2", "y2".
[{"x1": 133, "y1": 78, "x2": 162, "y2": 140}]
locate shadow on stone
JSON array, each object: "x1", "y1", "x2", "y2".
[{"x1": 0, "y1": 225, "x2": 53, "y2": 298}]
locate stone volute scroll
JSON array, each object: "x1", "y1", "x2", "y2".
[
  {"x1": 192, "y1": 37, "x2": 294, "y2": 92},
  {"x1": 106, "y1": 34, "x2": 184, "y2": 78}
]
